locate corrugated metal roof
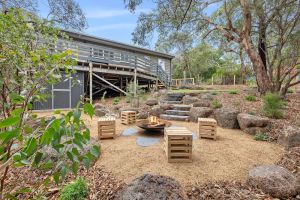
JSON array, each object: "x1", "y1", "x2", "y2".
[{"x1": 63, "y1": 30, "x2": 174, "y2": 59}]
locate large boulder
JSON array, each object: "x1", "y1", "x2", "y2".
[
  {"x1": 215, "y1": 108, "x2": 239, "y2": 129},
  {"x1": 114, "y1": 174, "x2": 186, "y2": 200},
  {"x1": 237, "y1": 113, "x2": 269, "y2": 130},
  {"x1": 94, "y1": 108, "x2": 107, "y2": 117},
  {"x1": 247, "y1": 165, "x2": 299, "y2": 198},
  {"x1": 137, "y1": 111, "x2": 148, "y2": 119},
  {"x1": 200, "y1": 93, "x2": 214, "y2": 101},
  {"x1": 149, "y1": 106, "x2": 165, "y2": 117},
  {"x1": 192, "y1": 100, "x2": 211, "y2": 107},
  {"x1": 189, "y1": 107, "x2": 213, "y2": 122},
  {"x1": 278, "y1": 125, "x2": 300, "y2": 148},
  {"x1": 145, "y1": 98, "x2": 158, "y2": 106},
  {"x1": 160, "y1": 103, "x2": 174, "y2": 111},
  {"x1": 182, "y1": 95, "x2": 198, "y2": 105}
]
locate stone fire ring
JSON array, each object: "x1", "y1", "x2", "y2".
[{"x1": 136, "y1": 119, "x2": 172, "y2": 131}]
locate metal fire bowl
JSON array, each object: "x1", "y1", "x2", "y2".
[{"x1": 136, "y1": 119, "x2": 171, "y2": 131}]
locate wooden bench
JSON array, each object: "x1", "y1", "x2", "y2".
[
  {"x1": 198, "y1": 118, "x2": 217, "y2": 140},
  {"x1": 164, "y1": 127, "x2": 193, "y2": 163},
  {"x1": 98, "y1": 117, "x2": 116, "y2": 139},
  {"x1": 121, "y1": 111, "x2": 136, "y2": 125}
]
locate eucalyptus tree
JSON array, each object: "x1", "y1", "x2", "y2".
[
  {"x1": 125, "y1": 0, "x2": 300, "y2": 96},
  {"x1": 0, "y1": 0, "x2": 87, "y2": 31}
]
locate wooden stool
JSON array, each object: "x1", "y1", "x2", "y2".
[
  {"x1": 98, "y1": 117, "x2": 116, "y2": 139},
  {"x1": 121, "y1": 111, "x2": 136, "y2": 125},
  {"x1": 198, "y1": 118, "x2": 217, "y2": 140},
  {"x1": 164, "y1": 127, "x2": 193, "y2": 163}
]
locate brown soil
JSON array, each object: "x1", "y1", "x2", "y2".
[{"x1": 87, "y1": 119, "x2": 284, "y2": 189}]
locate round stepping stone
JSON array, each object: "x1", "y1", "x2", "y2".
[
  {"x1": 136, "y1": 136, "x2": 160, "y2": 147},
  {"x1": 122, "y1": 127, "x2": 138, "y2": 136}
]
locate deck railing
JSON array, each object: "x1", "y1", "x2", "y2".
[{"x1": 56, "y1": 40, "x2": 169, "y2": 86}]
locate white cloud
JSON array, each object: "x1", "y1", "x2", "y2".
[
  {"x1": 86, "y1": 8, "x2": 150, "y2": 19},
  {"x1": 87, "y1": 23, "x2": 136, "y2": 31}
]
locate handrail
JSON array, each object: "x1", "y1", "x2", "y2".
[{"x1": 56, "y1": 39, "x2": 169, "y2": 86}]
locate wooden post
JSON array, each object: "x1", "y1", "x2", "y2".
[
  {"x1": 183, "y1": 70, "x2": 186, "y2": 86},
  {"x1": 89, "y1": 62, "x2": 93, "y2": 104},
  {"x1": 233, "y1": 75, "x2": 236, "y2": 86},
  {"x1": 134, "y1": 56, "x2": 137, "y2": 97},
  {"x1": 120, "y1": 77, "x2": 123, "y2": 97},
  {"x1": 211, "y1": 76, "x2": 214, "y2": 86},
  {"x1": 156, "y1": 65, "x2": 158, "y2": 90}
]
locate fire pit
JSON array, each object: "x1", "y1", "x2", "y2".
[{"x1": 136, "y1": 116, "x2": 171, "y2": 132}]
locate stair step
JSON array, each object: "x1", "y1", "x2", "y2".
[
  {"x1": 165, "y1": 93, "x2": 185, "y2": 101},
  {"x1": 160, "y1": 114, "x2": 190, "y2": 121},
  {"x1": 160, "y1": 100, "x2": 183, "y2": 104},
  {"x1": 165, "y1": 110, "x2": 190, "y2": 116},
  {"x1": 173, "y1": 105, "x2": 192, "y2": 111}
]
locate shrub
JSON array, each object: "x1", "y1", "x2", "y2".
[
  {"x1": 245, "y1": 95, "x2": 256, "y2": 101},
  {"x1": 60, "y1": 177, "x2": 89, "y2": 200},
  {"x1": 112, "y1": 97, "x2": 120, "y2": 105},
  {"x1": 262, "y1": 92, "x2": 284, "y2": 119},
  {"x1": 228, "y1": 90, "x2": 238, "y2": 94},
  {"x1": 211, "y1": 91, "x2": 218, "y2": 95},
  {"x1": 248, "y1": 110, "x2": 256, "y2": 115},
  {"x1": 211, "y1": 100, "x2": 222, "y2": 109},
  {"x1": 254, "y1": 132, "x2": 269, "y2": 141},
  {"x1": 287, "y1": 89, "x2": 294, "y2": 93}
]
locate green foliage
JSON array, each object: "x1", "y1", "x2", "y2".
[
  {"x1": 254, "y1": 132, "x2": 269, "y2": 141},
  {"x1": 287, "y1": 89, "x2": 294, "y2": 93},
  {"x1": 211, "y1": 100, "x2": 222, "y2": 109},
  {"x1": 228, "y1": 90, "x2": 238, "y2": 95},
  {"x1": 245, "y1": 95, "x2": 256, "y2": 101},
  {"x1": 112, "y1": 97, "x2": 120, "y2": 105},
  {"x1": 262, "y1": 92, "x2": 284, "y2": 119},
  {"x1": 211, "y1": 91, "x2": 218, "y2": 95},
  {"x1": 60, "y1": 177, "x2": 89, "y2": 200},
  {"x1": 247, "y1": 110, "x2": 256, "y2": 115}
]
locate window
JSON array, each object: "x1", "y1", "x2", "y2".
[{"x1": 158, "y1": 59, "x2": 165, "y2": 70}]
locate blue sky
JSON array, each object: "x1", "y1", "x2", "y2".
[{"x1": 39, "y1": 0, "x2": 154, "y2": 46}]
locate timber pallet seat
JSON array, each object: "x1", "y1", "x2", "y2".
[
  {"x1": 164, "y1": 127, "x2": 193, "y2": 163},
  {"x1": 98, "y1": 116, "x2": 116, "y2": 140},
  {"x1": 198, "y1": 118, "x2": 217, "y2": 140},
  {"x1": 121, "y1": 111, "x2": 137, "y2": 125}
]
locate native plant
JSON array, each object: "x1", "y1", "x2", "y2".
[
  {"x1": 0, "y1": 9, "x2": 99, "y2": 198},
  {"x1": 262, "y1": 92, "x2": 284, "y2": 119},
  {"x1": 245, "y1": 95, "x2": 256, "y2": 101},
  {"x1": 211, "y1": 100, "x2": 222, "y2": 109},
  {"x1": 254, "y1": 132, "x2": 269, "y2": 141},
  {"x1": 112, "y1": 97, "x2": 120, "y2": 105},
  {"x1": 60, "y1": 177, "x2": 89, "y2": 200}
]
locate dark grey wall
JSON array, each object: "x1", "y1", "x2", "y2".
[{"x1": 33, "y1": 71, "x2": 85, "y2": 110}]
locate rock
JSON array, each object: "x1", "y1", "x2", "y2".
[
  {"x1": 278, "y1": 125, "x2": 300, "y2": 148},
  {"x1": 159, "y1": 89, "x2": 168, "y2": 96},
  {"x1": 137, "y1": 112, "x2": 148, "y2": 119},
  {"x1": 189, "y1": 107, "x2": 213, "y2": 122},
  {"x1": 244, "y1": 127, "x2": 267, "y2": 135},
  {"x1": 200, "y1": 93, "x2": 214, "y2": 101},
  {"x1": 193, "y1": 100, "x2": 211, "y2": 107},
  {"x1": 93, "y1": 103, "x2": 105, "y2": 110},
  {"x1": 149, "y1": 106, "x2": 165, "y2": 117},
  {"x1": 152, "y1": 92, "x2": 160, "y2": 98},
  {"x1": 145, "y1": 98, "x2": 158, "y2": 106},
  {"x1": 247, "y1": 165, "x2": 299, "y2": 198},
  {"x1": 237, "y1": 113, "x2": 269, "y2": 130},
  {"x1": 160, "y1": 103, "x2": 174, "y2": 110},
  {"x1": 182, "y1": 95, "x2": 199, "y2": 105},
  {"x1": 215, "y1": 108, "x2": 239, "y2": 129},
  {"x1": 94, "y1": 108, "x2": 107, "y2": 117},
  {"x1": 114, "y1": 174, "x2": 186, "y2": 200}
]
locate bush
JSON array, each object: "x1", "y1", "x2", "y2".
[
  {"x1": 245, "y1": 95, "x2": 256, "y2": 101},
  {"x1": 287, "y1": 89, "x2": 294, "y2": 93},
  {"x1": 228, "y1": 90, "x2": 238, "y2": 94},
  {"x1": 211, "y1": 91, "x2": 218, "y2": 95},
  {"x1": 254, "y1": 132, "x2": 269, "y2": 141},
  {"x1": 60, "y1": 177, "x2": 89, "y2": 200},
  {"x1": 112, "y1": 97, "x2": 120, "y2": 105},
  {"x1": 262, "y1": 92, "x2": 284, "y2": 119},
  {"x1": 211, "y1": 100, "x2": 222, "y2": 109}
]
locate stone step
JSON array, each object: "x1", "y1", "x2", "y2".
[
  {"x1": 173, "y1": 105, "x2": 192, "y2": 111},
  {"x1": 160, "y1": 100, "x2": 183, "y2": 104},
  {"x1": 165, "y1": 93, "x2": 185, "y2": 101},
  {"x1": 165, "y1": 110, "x2": 190, "y2": 116},
  {"x1": 160, "y1": 114, "x2": 190, "y2": 121}
]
